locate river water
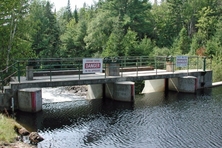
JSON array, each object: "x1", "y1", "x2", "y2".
[{"x1": 15, "y1": 86, "x2": 222, "y2": 148}]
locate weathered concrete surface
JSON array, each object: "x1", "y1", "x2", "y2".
[
  {"x1": 142, "y1": 79, "x2": 165, "y2": 93},
  {"x1": 103, "y1": 82, "x2": 135, "y2": 102},
  {"x1": 18, "y1": 88, "x2": 42, "y2": 112},
  {"x1": 169, "y1": 76, "x2": 197, "y2": 93},
  {"x1": 105, "y1": 63, "x2": 120, "y2": 76},
  {"x1": 113, "y1": 81, "x2": 135, "y2": 102},
  {"x1": 87, "y1": 84, "x2": 103, "y2": 99}
]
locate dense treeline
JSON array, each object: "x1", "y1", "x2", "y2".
[{"x1": 1, "y1": 0, "x2": 222, "y2": 81}]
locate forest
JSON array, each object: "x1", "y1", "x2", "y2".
[{"x1": 0, "y1": 0, "x2": 222, "y2": 82}]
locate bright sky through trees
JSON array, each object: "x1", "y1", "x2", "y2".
[
  {"x1": 50, "y1": 0, "x2": 155, "y2": 10},
  {"x1": 49, "y1": 0, "x2": 97, "y2": 10}
]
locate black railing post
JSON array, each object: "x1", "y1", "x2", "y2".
[
  {"x1": 203, "y1": 57, "x2": 206, "y2": 72},
  {"x1": 17, "y1": 61, "x2": 20, "y2": 82},
  {"x1": 1, "y1": 70, "x2": 3, "y2": 93},
  {"x1": 78, "y1": 62, "x2": 80, "y2": 80},
  {"x1": 50, "y1": 62, "x2": 52, "y2": 81},
  {"x1": 197, "y1": 56, "x2": 199, "y2": 71},
  {"x1": 155, "y1": 57, "x2": 157, "y2": 75}
]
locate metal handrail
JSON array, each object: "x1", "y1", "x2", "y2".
[{"x1": 0, "y1": 56, "x2": 212, "y2": 92}]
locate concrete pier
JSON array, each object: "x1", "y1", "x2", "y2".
[
  {"x1": 18, "y1": 88, "x2": 42, "y2": 112},
  {"x1": 104, "y1": 82, "x2": 135, "y2": 102},
  {"x1": 169, "y1": 76, "x2": 197, "y2": 93},
  {"x1": 142, "y1": 79, "x2": 165, "y2": 93},
  {"x1": 87, "y1": 84, "x2": 103, "y2": 99},
  {"x1": 113, "y1": 81, "x2": 135, "y2": 102}
]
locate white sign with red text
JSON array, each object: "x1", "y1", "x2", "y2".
[{"x1": 83, "y1": 58, "x2": 103, "y2": 73}]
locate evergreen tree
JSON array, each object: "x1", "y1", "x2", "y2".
[
  {"x1": 74, "y1": 5, "x2": 79, "y2": 23},
  {"x1": 63, "y1": 0, "x2": 73, "y2": 22},
  {"x1": 29, "y1": 0, "x2": 60, "y2": 58}
]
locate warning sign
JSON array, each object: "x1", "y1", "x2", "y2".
[
  {"x1": 83, "y1": 58, "x2": 103, "y2": 73},
  {"x1": 176, "y1": 56, "x2": 188, "y2": 67}
]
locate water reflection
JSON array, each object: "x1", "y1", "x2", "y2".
[{"x1": 15, "y1": 87, "x2": 222, "y2": 148}]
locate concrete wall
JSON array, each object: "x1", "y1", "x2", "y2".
[
  {"x1": 168, "y1": 78, "x2": 179, "y2": 92},
  {"x1": 105, "y1": 83, "x2": 114, "y2": 99},
  {"x1": 0, "y1": 93, "x2": 10, "y2": 111},
  {"x1": 178, "y1": 76, "x2": 197, "y2": 93},
  {"x1": 87, "y1": 82, "x2": 135, "y2": 102},
  {"x1": 169, "y1": 77, "x2": 197, "y2": 93},
  {"x1": 113, "y1": 81, "x2": 135, "y2": 102},
  {"x1": 142, "y1": 79, "x2": 165, "y2": 93},
  {"x1": 18, "y1": 88, "x2": 42, "y2": 112},
  {"x1": 87, "y1": 84, "x2": 103, "y2": 99}
]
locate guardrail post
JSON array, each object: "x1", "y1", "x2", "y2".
[
  {"x1": 1, "y1": 71, "x2": 3, "y2": 92},
  {"x1": 17, "y1": 61, "x2": 20, "y2": 82},
  {"x1": 78, "y1": 62, "x2": 80, "y2": 80},
  {"x1": 203, "y1": 57, "x2": 206, "y2": 72},
  {"x1": 197, "y1": 56, "x2": 199, "y2": 71},
  {"x1": 50, "y1": 62, "x2": 52, "y2": 81},
  {"x1": 187, "y1": 56, "x2": 189, "y2": 74},
  {"x1": 155, "y1": 57, "x2": 157, "y2": 75}
]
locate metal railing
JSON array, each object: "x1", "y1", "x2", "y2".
[{"x1": 0, "y1": 56, "x2": 212, "y2": 93}]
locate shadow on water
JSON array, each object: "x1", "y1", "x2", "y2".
[
  {"x1": 15, "y1": 98, "x2": 134, "y2": 131},
  {"x1": 135, "y1": 87, "x2": 213, "y2": 110},
  {"x1": 16, "y1": 87, "x2": 214, "y2": 132}
]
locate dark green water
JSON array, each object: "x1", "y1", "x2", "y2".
[{"x1": 15, "y1": 86, "x2": 222, "y2": 148}]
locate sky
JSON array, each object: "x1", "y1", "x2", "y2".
[
  {"x1": 49, "y1": 0, "x2": 98, "y2": 10},
  {"x1": 50, "y1": 0, "x2": 155, "y2": 11}
]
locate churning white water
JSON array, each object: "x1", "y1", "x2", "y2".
[{"x1": 42, "y1": 87, "x2": 86, "y2": 104}]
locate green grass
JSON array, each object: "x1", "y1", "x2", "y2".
[{"x1": 0, "y1": 114, "x2": 18, "y2": 144}]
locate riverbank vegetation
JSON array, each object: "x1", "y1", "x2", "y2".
[
  {"x1": 0, "y1": 113, "x2": 35, "y2": 147},
  {"x1": 0, "y1": 114, "x2": 17, "y2": 144},
  {"x1": 1, "y1": 0, "x2": 222, "y2": 81}
]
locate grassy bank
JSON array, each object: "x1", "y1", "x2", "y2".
[
  {"x1": 0, "y1": 113, "x2": 36, "y2": 148},
  {"x1": 0, "y1": 114, "x2": 18, "y2": 144}
]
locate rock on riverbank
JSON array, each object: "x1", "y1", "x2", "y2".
[{"x1": 64, "y1": 85, "x2": 88, "y2": 96}]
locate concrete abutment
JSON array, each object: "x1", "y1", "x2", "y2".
[{"x1": 87, "y1": 81, "x2": 135, "y2": 102}]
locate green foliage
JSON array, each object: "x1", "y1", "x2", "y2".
[
  {"x1": 195, "y1": 6, "x2": 217, "y2": 40},
  {"x1": 0, "y1": 114, "x2": 17, "y2": 143},
  {"x1": 171, "y1": 27, "x2": 190, "y2": 55},
  {"x1": 1, "y1": 0, "x2": 222, "y2": 82},
  {"x1": 150, "y1": 47, "x2": 170, "y2": 56},
  {"x1": 28, "y1": 0, "x2": 60, "y2": 58},
  {"x1": 138, "y1": 37, "x2": 154, "y2": 56}
]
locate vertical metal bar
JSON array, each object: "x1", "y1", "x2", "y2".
[
  {"x1": 187, "y1": 56, "x2": 189, "y2": 74},
  {"x1": 197, "y1": 56, "x2": 198, "y2": 71},
  {"x1": 173, "y1": 56, "x2": 175, "y2": 73},
  {"x1": 1, "y1": 70, "x2": 3, "y2": 93},
  {"x1": 78, "y1": 61, "x2": 80, "y2": 80},
  {"x1": 140, "y1": 56, "x2": 142, "y2": 66},
  {"x1": 121, "y1": 62, "x2": 123, "y2": 77},
  {"x1": 155, "y1": 57, "x2": 157, "y2": 75},
  {"x1": 105, "y1": 63, "x2": 107, "y2": 78},
  {"x1": 136, "y1": 62, "x2": 138, "y2": 77},
  {"x1": 17, "y1": 61, "x2": 20, "y2": 82},
  {"x1": 203, "y1": 57, "x2": 206, "y2": 72},
  {"x1": 50, "y1": 62, "x2": 52, "y2": 81}
]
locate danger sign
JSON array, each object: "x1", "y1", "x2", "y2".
[
  {"x1": 85, "y1": 63, "x2": 101, "y2": 69},
  {"x1": 83, "y1": 58, "x2": 103, "y2": 73}
]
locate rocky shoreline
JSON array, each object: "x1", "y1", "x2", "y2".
[{"x1": 0, "y1": 141, "x2": 36, "y2": 148}]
